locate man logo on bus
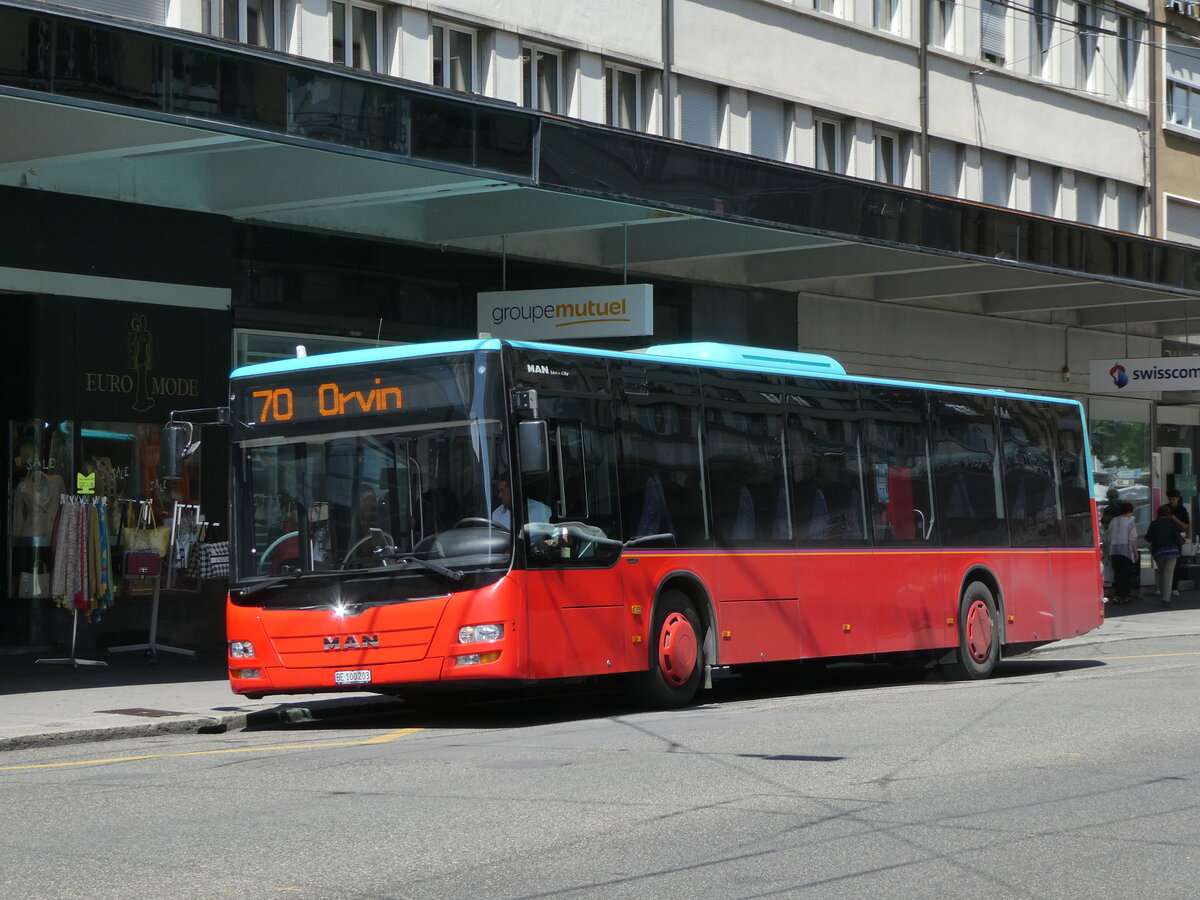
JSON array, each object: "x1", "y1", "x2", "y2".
[{"x1": 1110, "y1": 364, "x2": 1129, "y2": 388}]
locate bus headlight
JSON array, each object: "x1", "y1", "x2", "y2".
[
  {"x1": 455, "y1": 651, "x2": 501, "y2": 666},
  {"x1": 229, "y1": 640, "x2": 256, "y2": 658},
  {"x1": 458, "y1": 624, "x2": 503, "y2": 643}
]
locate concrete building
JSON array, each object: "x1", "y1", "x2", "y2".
[{"x1": 2, "y1": 0, "x2": 1199, "y2": 653}]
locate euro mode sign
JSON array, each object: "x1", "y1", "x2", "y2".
[
  {"x1": 1089, "y1": 357, "x2": 1200, "y2": 393},
  {"x1": 478, "y1": 284, "x2": 654, "y2": 340}
]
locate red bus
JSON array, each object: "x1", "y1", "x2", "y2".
[{"x1": 199, "y1": 339, "x2": 1102, "y2": 707}]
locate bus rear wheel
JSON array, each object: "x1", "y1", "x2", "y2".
[
  {"x1": 946, "y1": 581, "x2": 1000, "y2": 680},
  {"x1": 633, "y1": 590, "x2": 704, "y2": 709}
]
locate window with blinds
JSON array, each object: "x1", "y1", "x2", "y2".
[
  {"x1": 981, "y1": 0, "x2": 1006, "y2": 63},
  {"x1": 1029, "y1": 161, "x2": 1060, "y2": 217},
  {"x1": 929, "y1": 139, "x2": 960, "y2": 197},
  {"x1": 981, "y1": 150, "x2": 1011, "y2": 207},
  {"x1": 749, "y1": 94, "x2": 788, "y2": 161},
  {"x1": 1115, "y1": 183, "x2": 1142, "y2": 234},
  {"x1": 678, "y1": 77, "x2": 721, "y2": 147},
  {"x1": 1074, "y1": 173, "x2": 1101, "y2": 226},
  {"x1": 1166, "y1": 198, "x2": 1200, "y2": 247}
]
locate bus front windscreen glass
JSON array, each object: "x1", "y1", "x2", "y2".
[{"x1": 231, "y1": 354, "x2": 512, "y2": 583}]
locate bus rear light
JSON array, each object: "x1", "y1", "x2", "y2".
[
  {"x1": 455, "y1": 651, "x2": 501, "y2": 667},
  {"x1": 458, "y1": 624, "x2": 503, "y2": 643},
  {"x1": 229, "y1": 641, "x2": 256, "y2": 658}
]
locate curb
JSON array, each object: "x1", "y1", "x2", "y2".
[{"x1": 0, "y1": 696, "x2": 405, "y2": 753}]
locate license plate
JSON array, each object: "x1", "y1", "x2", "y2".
[{"x1": 334, "y1": 669, "x2": 371, "y2": 686}]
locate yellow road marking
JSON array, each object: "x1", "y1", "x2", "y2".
[
  {"x1": 1100, "y1": 651, "x2": 1200, "y2": 660},
  {"x1": 0, "y1": 727, "x2": 421, "y2": 772}
]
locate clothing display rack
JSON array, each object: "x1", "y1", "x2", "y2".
[
  {"x1": 109, "y1": 500, "x2": 197, "y2": 662},
  {"x1": 35, "y1": 608, "x2": 107, "y2": 667},
  {"x1": 35, "y1": 495, "x2": 108, "y2": 668},
  {"x1": 107, "y1": 567, "x2": 196, "y2": 662}
]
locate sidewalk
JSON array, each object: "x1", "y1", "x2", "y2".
[
  {"x1": 0, "y1": 651, "x2": 399, "y2": 752},
  {"x1": 2, "y1": 592, "x2": 1198, "y2": 752}
]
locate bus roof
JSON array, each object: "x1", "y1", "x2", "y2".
[{"x1": 230, "y1": 338, "x2": 1082, "y2": 409}]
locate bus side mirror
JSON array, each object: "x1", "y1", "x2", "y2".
[
  {"x1": 518, "y1": 420, "x2": 550, "y2": 475},
  {"x1": 160, "y1": 422, "x2": 194, "y2": 479}
]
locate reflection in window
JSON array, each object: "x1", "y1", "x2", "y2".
[
  {"x1": 788, "y1": 381, "x2": 866, "y2": 545},
  {"x1": 933, "y1": 395, "x2": 1005, "y2": 546},
  {"x1": 1056, "y1": 412, "x2": 1095, "y2": 547},
  {"x1": 1001, "y1": 402, "x2": 1063, "y2": 546},
  {"x1": 861, "y1": 389, "x2": 937, "y2": 546}
]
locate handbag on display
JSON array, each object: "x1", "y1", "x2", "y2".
[
  {"x1": 196, "y1": 541, "x2": 230, "y2": 580},
  {"x1": 123, "y1": 548, "x2": 162, "y2": 579},
  {"x1": 124, "y1": 502, "x2": 171, "y2": 558},
  {"x1": 18, "y1": 560, "x2": 50, "y2": 599}
]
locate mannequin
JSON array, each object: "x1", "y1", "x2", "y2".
[{"x1": 13, "y1": 464, "x2": 65, "y2": 542}]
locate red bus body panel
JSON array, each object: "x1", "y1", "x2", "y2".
[{"x1": 228, "y1": 545, "x2": 1102, "y2": 695}]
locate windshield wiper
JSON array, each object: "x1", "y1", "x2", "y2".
[
  {"x1": 235, "y1": 568, "x2": 337, "y2": 599},
  {"x1": 371, "y1": 550, "x2": 464, "y2": 582}
]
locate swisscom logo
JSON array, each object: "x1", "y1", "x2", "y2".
[{"x1": 1109, "y1": 363, "x2": 1129, "y2": 388}]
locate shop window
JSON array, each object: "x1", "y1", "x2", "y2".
[{"x1": 7, "y1": 422, "x2": 74, "y2": 645}]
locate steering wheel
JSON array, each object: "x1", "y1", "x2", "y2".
[
  {"x1": 341, "y1": 531, "x2": 394, "y2": 569},
  {"x1": 258, "y1": 531, "x2": 299, "y2": 575},
  {"x1": 454, "y1": 517, "x2": 500, "y2": 529}
]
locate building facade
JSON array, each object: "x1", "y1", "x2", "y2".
[{"x1": 3, "y1": 0, "x2": 1200, "y2": 655}]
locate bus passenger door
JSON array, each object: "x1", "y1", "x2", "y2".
[
  {"x1": 511, "y1": 377, "x2": 628, "y2": 679},
  {"x1": 861, "y1": 389, "x2": 944, "y2": 654}
]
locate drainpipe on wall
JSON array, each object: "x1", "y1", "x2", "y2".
[
  {"x1": 1148, "y1": 12, "x2": 1160, "y2": 236},
  {"x1": 662, "y1": 0, "x2": 674, "y2": 139},
  {"x1": 919, "y1": 0, "x2": 930, "y2": 192}
]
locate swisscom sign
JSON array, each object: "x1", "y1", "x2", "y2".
[
  {"x1": 1089, "y1": 356, "x2": 1200, "y2": 393},
  {"x1": 477, "y1": 284, "x2": 654, "y2": 340}
]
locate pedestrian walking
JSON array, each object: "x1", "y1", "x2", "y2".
[
  {"x1": 1105, "y1": 501, "x2": 1138, "y2": 605},
  {"x1": 1144, "y1": 503, "x2": 1185, "y2": 608},
  {"x1": 1166, "y1": 488, "x2": 1190, "y2": 597}
]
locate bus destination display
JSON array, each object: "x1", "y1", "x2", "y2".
[{"x1": 245, "y1": 376, "x2": 403, "y2": 425}]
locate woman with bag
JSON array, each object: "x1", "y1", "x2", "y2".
[
  {"x1": 1106, "y1": 502, "x2": 1138, "y2": 605},
  {"x1": 1145, "y1": 504, "x2": 1185, "y2": 608}
]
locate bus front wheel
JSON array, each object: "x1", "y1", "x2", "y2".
[
  {"x1": 632, "y1": 590, "x2": 704, "y2": 708},
  {"x1": 946, "y1": 581, "x2": 1000, "y2": 680}
]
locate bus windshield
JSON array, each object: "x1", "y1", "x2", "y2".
[{"x1": 230, "y1": 352, "x2": 512, "y2": 583}]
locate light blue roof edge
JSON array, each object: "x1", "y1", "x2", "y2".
[
  {"x1": 230, "y1": 339, "x2": 503, "y2": 378},
  {"x1": 229, "y1": 337, "x2": 1085, "y2": 410}
]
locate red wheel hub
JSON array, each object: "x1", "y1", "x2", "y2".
[
  {"x1": 964, "y1": 598, "x2": 994, "y2": 662},
  {"x1": 657, "y1": 611, "x2": 698, "y2": 686}
]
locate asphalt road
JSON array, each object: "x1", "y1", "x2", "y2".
[{"x1": 2, "y1": 636, "x2": 1198, "y2": 900}]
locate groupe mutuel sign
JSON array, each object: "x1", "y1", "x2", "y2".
[{"x1": 477, "y1": 284, "x2": 653, "y2": 340}]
